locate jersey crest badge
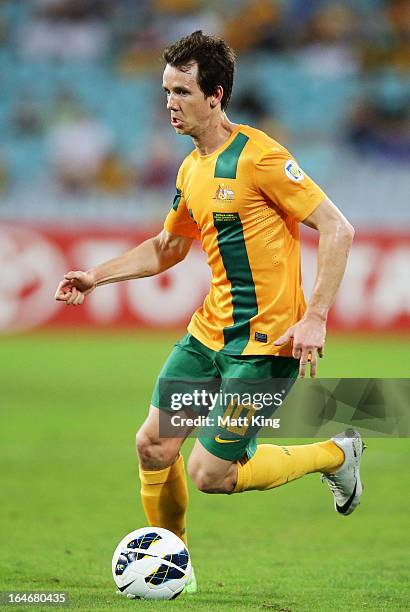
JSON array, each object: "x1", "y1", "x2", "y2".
[
  {"x1": 285, "y1": 160, "x2": 305, "y2": 183},
  {"x1": 214, "y1": 184, "x2": 235, "y2": 201}
]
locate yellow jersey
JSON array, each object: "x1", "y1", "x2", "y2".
[{"x1": 164, "y1": 124, "x2": 325, "y2": 356}]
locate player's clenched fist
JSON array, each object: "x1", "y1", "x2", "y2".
[{"x1": 54, "y1": 270, "x2": 96, "y2": 306}]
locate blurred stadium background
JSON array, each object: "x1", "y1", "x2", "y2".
[
  {"x1": 0, "y1": 0, "x2": 409, "y2": 335},
  {"x1": 1, "y1": 1, "x2": 409, "y2": 608}
]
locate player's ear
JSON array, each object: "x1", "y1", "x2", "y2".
[{"x1": 210, "y1": 85, "x2": 223, "y2": 108}]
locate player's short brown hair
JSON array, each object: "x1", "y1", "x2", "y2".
[{"x1": 162, "y1": 30, "x2": 236, "y2": 110}]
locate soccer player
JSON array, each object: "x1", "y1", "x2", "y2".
[{"x1": 55, "y1": 31, "x2": 365, "y2": 594}]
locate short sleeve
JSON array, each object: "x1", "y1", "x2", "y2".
[
  {"x1": 255, "y1": 148, "x2": 326, "y2": 221},
  {"x1": 163, "y1": 171, "x2": 201, "y2": 240}
]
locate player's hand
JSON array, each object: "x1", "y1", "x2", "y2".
[
  {"x1": 54, "y1": 270, "x2": 96, "y2": 306},
  {"x1": 274, "y1": 315, "x2": 326, "y2": 378}
]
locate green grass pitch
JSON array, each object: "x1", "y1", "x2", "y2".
[{"x1": 1, "y1": 331, "x2": 409, "y2": 610}]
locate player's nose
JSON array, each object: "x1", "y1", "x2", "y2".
[{"x1": 166, "y1": 93, "x2": 178, "y2": 111}]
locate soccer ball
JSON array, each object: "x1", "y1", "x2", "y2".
[{"x1": 112, "y1": 527, "x2": 191, "y2": 600}]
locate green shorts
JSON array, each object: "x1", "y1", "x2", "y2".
[{"x1": 151, "y1": 333, "x2": 299, "y2": 461}]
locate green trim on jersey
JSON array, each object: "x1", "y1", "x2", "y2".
[
  {"x1": 213, "y1": 212, "x2": 258, "y2": 354},
  {"x1": 172, "y1": 188, "x2": 182, "y2": 211},
  {"x1": 214, "y1": 132, "x2": 249, "y2": 179}
]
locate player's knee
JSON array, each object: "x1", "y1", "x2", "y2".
[
  {"x1": 188, "y1": 464, "x2": 233, "y2": 494},
  {"x1": 190, "y1": 470, "x2": 228, "y2": 494},
  {"x1": 135, "y1": 429, "x2": 175, "y2": 470},
  {"x1": 135, "y1": 429, "x2": 154, "y2": 464}
]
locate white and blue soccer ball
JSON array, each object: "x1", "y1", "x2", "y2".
[{"x1": 112, "y1": 527, "x2": 191, "y2": 600}]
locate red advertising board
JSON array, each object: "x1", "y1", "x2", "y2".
[{"x1": 1, "y1": 222, "x2": 409, "y2": 333}]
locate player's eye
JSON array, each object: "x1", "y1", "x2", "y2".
[{"x1": 163, "y1": 88, "x2": 189, "y2": 99}]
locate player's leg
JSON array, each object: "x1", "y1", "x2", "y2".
[
  {"x1": 187, "y1": 434, "x2": 344, "y2": 494},
  {"x1": 187, "y1": 438, "x2": 237, "y2": 493},
  {"x1": 234, "y1": 429, "x2": 365, "y2": 515},
  {"x1": 233, "y1": 439, "x2": 344, "y2": 492},
  {"x1": 136, "y1": 406, "x2": 198, "y2": 595},
  {"x1": 137, "y1": 405, "x2": 186, "y2": 470},
  {"x1": 137, "y1": 333, "x2": 219, "y2": 545},
  {"x1": 227, "y1": 353, "x2": 346, "y2": 493},
  {"x1": 188, "y1": 353, "x2": 346, "y2": 497},
  {"x1": 136, "y1": 405, "x2": 193, "y2": 545},
  {"x1": 190, "y1": 414, "x2": 362, "y2": 515}
]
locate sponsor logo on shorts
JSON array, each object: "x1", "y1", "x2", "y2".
[{"x1": 214, "y1": 435, "x2": 242, "y2": 444}]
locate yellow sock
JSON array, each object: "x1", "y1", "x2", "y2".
[
  {"x1": 235, "y1": 441, "x2": 344, "y2": 492},
  {"x1": 139, "y1": 454, "x2": 188, "y2": 545}
]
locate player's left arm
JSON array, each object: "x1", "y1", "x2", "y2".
[{"x1": 275, "y1": 196, "x2": 354, "y2": 378}]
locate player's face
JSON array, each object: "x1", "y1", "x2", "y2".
[{"x1": 162, "y1": 63, "x2": 213, "y2": 137}]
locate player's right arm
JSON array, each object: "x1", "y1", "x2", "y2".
[{"x1": 54, "y1": 230, "x2": 193, "y2": 306}]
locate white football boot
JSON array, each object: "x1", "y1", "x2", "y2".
[{"x1": 321, "y1": 429, "x2": 366, "y2": 516}]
